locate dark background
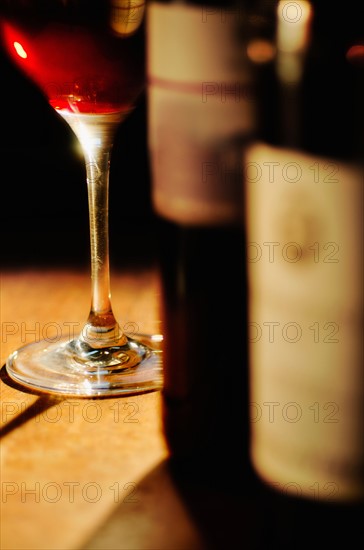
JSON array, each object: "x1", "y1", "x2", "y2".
[{"x1": 0, "y1": 45, "x2": 156, "y2": 270}]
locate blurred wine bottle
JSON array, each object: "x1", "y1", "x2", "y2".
[
  {"x1": 147, "y1": 0, "x2": 254, "y2": 487},
  {"x1": 245, "y1": 0, "x2": 363, "y2": 545}
]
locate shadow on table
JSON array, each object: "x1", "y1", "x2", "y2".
[
  {"x1": 81, "y1": 458, "x2": 264, "y2": 550},
  {"x1": 81, "y1": 455, "x2": 364, "y2": 550},
  {"x1": 0, "y1": 364, "x2": 65, "y2": 438}
]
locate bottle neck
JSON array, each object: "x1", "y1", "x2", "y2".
[{"x1": 250, "y1": 1, "x2": 364, "y2": 163}]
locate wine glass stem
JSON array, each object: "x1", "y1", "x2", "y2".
[
  {"x1": 86, "y1": 148, "x2": 112, "y2": 313},
  {"x1": 82, "y1": 144, "x2": 125, "y2": 347}
]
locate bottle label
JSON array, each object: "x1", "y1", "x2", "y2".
[
  {"x1": 147, "y1": 3, "x2": 254, "y2": 225},
  {"x1": 246, "y1": 142, "x2": 363, "y2": 501}
]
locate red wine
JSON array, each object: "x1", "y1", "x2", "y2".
[{"x1": 0, "y1": 4, "x2": 145, "y2": 115}]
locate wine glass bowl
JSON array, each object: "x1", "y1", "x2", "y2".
[
  {"x1": 1, "y1": 0, "x2": 163, "y2": 396},
  {"x1": 1, "y1": 1, "x2": 146, "y2": 113}
]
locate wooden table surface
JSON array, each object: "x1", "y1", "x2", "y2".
[
  {"x1": 0, "y1": 268, "x2": 208, "y2": 550},
  {"x1": 4, "y1": 269, "x2": 358, "y2": 550}
]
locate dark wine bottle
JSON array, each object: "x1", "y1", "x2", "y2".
[
  {"x1": 245, "y1": 0, "x2": 364, "y2": 546},
  {"x1": 147, "y1": 0, "x2": 254, "y2": 488}
]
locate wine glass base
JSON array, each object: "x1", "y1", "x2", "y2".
[{"x1": 6, "y1": 334, "x2": 163, "y2": 397}]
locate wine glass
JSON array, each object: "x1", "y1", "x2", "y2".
[{"x1": 0, "y1": 0, "x2": 163, "y2": 396}]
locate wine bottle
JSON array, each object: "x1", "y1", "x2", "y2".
[
  {"x1": 147, "y1": 0, "x2": 254, "y2": 487},
  {"x1": 245, "y1": 0, "x2": 363, "y2": 545}
]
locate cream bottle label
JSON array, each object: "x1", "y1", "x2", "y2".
[
  {"x1": 147, "y1": 3, "x2": 254, "y2": 225},
  {"x1": 246, "y1": 142, "x2": 363, "y2": 501}
]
